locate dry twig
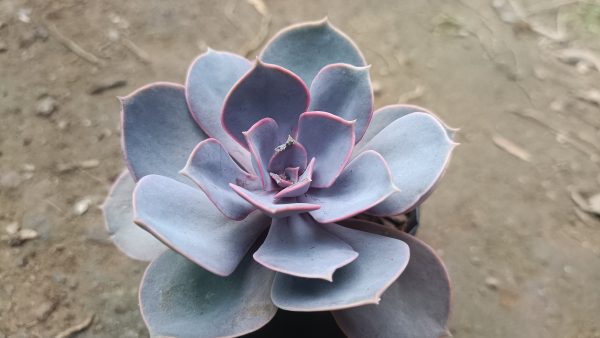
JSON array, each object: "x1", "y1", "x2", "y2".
[
  {"x1": 492, "y1": 134, "x2": 532, "y2": 161},
  {"x1": 398, "y1": 85, "x2": 425, "y2": 103},
  {"x1": 45, "y1": 22, "x2": 105, "y2": 66},
  {"x1": 122, "y1": 38, "x2": 151, "y2": 64},
  {"x1": 54, "y1": 313, "x2": 94, "y2": 338}
]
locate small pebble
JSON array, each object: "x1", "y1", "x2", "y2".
[
  {"x1": 5, "y1": 222, "x2": 19, "y2": 235},
  {"x1": 372, "y1": 81, "x2": 383, "y2": 97},
  {"x1": 35, "y1": 96, "x2": 57, "y2": 117},
  {"x1": 73, "y1": 198, "x2": 92, "y2": 216},
  {"x1": 485, "y1": 276, "x2": 500, "y2": 290},
  {"x1": 80, "y1": 159, "x2": 100, "y2": 169},
  {"x1": 0, "y1": 41, "x2": 7, "y2": 53}
]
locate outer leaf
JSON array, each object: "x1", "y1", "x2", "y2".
[
  {"x1": 140, "y1": 250, "x2": 277, "y2": 338},
  {"x1": 260, "y1": 19, "x2": 366, "y2": 86},
  {"x1": 270, "y1": 222, "x2": 409, "y2": 311},
  {"x1": 229, "y1": 184, "x2": 320, "y2": 218},
  {"x1": 308, "y1": 64, "x2": 373, "y2": 142},
  {"x1": 181, "y1": 138, "x2": 259, "y2": 221},
  {"x1": 302, "y1": 150, "x2": 398, "y2": 223},
  {"x1": 102, "y1": 170, "x2": 166, "y2": 261},
  {"x1": 361, "y1": 113, "x2": 457, "y2": 216},
  {"x1": 185, "y1": 49, "x2": 254, "y2": 171},
  {"x1": 222, "y1": 60, "x2": 309, "y2": 148},
  {"x1": 356, "y1": 104, "x2": 457, "y2": 154},
  {"x1": 253, "y1": 214, "x2": 357, "y2": 281},
  {"x1": 296, "y1": 111, "x2": 355, "y2": 188},
  {"x1": 244, "y1": 118, "x2": 280, "y2": 191},
  {"x1": 120, "y1": 82, "x2": 208, "y2": 182},
  {"x1": 333, "y1": 219, "x2": 451, "y2": 338},
  {"x1": 133, "y1": 175, "x2": 269, "y2": 276}
]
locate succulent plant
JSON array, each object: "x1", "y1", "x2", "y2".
[{"x1": 103, "y1": 19, "x2": 457, "y2": 338}]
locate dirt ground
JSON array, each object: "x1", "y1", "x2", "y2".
[{"x1": 1, "y1": 0, "x2": 600, "y2": 337}]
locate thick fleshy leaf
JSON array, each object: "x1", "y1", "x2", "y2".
[
  {"x1": 133, "y1": 175, "x2": 269, "y2": 276},
  {"x1": 140, "y1": 250, "x2": 277, "y2": 338},
  {"x1": 260, "y1": 19, "x2": 366, "y2": 86},
  {"x1": 102, "y1": 170, "x2": 166, "y2": 261},
  {"x1": 222, "y1": 61, "x2": 309, "y2": 148},
  {"x1": 285, "y1": 167, "x2": 300, "y2": 182},
  {"x1": 254, "y1": 214, "x2": 357, "y2": 281},
  {"x1": 185, "y1": 49, "x2": 254, "y2": 171},
  {"x1": 121, "y1": 82, "x2": 208, "y2": 182},
  {"x1": 274, "y1": 157, "x2": 315, "y2": 199},
  {"x1": 333, "y1": 220, "x2": 451, "y2": 338},
  {"x1": 356, "y1": 104, "x2": 457, "y2": 154},
  {"x1": 244, "y1": 118, "x2": 280, "y2": 191},
  {"x1": 271, "y1": 222, "x2": 409, "y2": 311},
  {"x1": 296, "y1": 111, "x2": 355, "y2": 188},
  {"x1": 229, "y1": 184, "x2": 320, "y2": 218},
  {"x1": 308, "y1": 64, "x2": 373, "y2": 142},
  {"x1": 301, "y1": 150, "x2": 398, "y2": 223},
  {"x1": 268, "y1": 141, "x2": 308, "y2": 174},
  {"x1": 180, "y1": 139, "x2": 259, "y2": 220},
  {"x1": 361, "y1": 113, "x2": 457, "y2": 216}
]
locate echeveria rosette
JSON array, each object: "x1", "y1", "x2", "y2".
[{"x1": 102, "y1": 19, "x2": 457, "y2": 338}]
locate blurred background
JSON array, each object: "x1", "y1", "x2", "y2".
[{"x1": 1, "y1": 0, "x2": 600, "y2": 337}]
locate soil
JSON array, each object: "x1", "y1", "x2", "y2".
[{"x1": 1, "y1": 0, "x2": 600, "y2": 337}]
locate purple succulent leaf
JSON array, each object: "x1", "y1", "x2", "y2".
[
  {"x1": 102, "y1": 170, "x2": 166, "y2": 261},
  {"x1": 260, "y1": 19, "x2": 366, "y2": 86},
  {"x1": 133, "y1": 175, "x2": 269, "y2": 276},
  {"x1": 229, "y1": 184, "x2": 320, "y2": 218},
  {"x1": 333, "y1": 219, "x2": 451, "y2": 338},
  {"x1": 253, "y1": 214, "x2": 358, "y2": 281},
  {"x1": 360, "y1": 112, "x2": 457, "y2": 216},
  {"x1": 222, "y1": 60, "x2": 309, "y2": 148},
  {"x1": 270, "y1": 222, "x2": 409, "y2": 311},
  {"x1": 120, "y1": 82, "x2": 208, "y2": 183},
  {"x1": 308, "y1": 64, "x2": 373, "y2": 143},
  {"x1": 267, "y1": 140, "x2": 308, "y2": 173},
  {"x1": 140, "y1": 250, "x2": 277, "y2": 338},
  {"x1": 284, "y1": 167, "x2": 300, "y2": 182},
  {"x1": 356, "y1": 104, "x2": 458, "y2": 155},
  {"x1": 244, "y1": 118, "x2": 280, "y2": 191},
  {"x1": 180, "y1": 138, "x2": 260, "y2": 221},
  {"x1": 274, "y1": 157, "x2": 315, "y2": 199},
  {"x1": 301, "y1": 150, "x2": 398, "y2": 223},
  {"x1": 296, "y1": 111, "x2": 355, "y2": 188},
  {"x1": 185, "y1": 49, "x2": 254, "y2": 171}
]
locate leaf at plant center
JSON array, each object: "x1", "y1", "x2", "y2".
[
  {"x1": 296, "y1": 111, "x2": 355, "y2": 188},
  {"x1": 244, "y1": 118, "x2": 280, "y2": 191},
  {"x1": 253, "y1": 214, "x2": 357, "y2": 281},
  {"x1": 120, "y1": 82, "x2": 208, "y2": 183},
  {"x1": 133, "y1": 174, "x2": 269, "y2": 276},
  {"x1": 229, "y1": 184, "x2": 320, "y2": 218},
  {"x1": 222, "y1": 60, "x2": 309, "y2": 149},
  {"x1": 274, "y1": 158, "x2": 315, "y2": 199},
  {"x1": 102, "y1": 169, "x2": 166, "y2": 261},
  {"x1": 140, "y1": 250, "x2": 277, "y2": 338}
]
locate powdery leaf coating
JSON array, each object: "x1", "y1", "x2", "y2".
[
  {"x1": 308, "y1": 64, "x2": 373, "y2": 142},
  {"x1": 140, "y1": 250, "x2": 277, "y2": 338},
  {"x1": 121, "y1": 82, "x2": 208, "y2": 183},
  {"x1": 360, "y1": 113, "x2": 456, "y2": 216},
  {"x1": 261, "y1": 19, "x2": 366, "y2": 86},
  {"x1": 333, "y1": 219, "x2": 451, "y2": 338},
  {"x1": 102, "y1": 170, "x2": 166, "y2": 261},
  {"x1": 271, "y1": 222, "x2": 409, "y2": 311},
  {"x1": 185, "y1": 49, "x2": 254, "y2": 171},
  {"x1": 253, "y1": 214, "x2": 357, "y2": 281},
  {"x1": 229, "y1": 184, "x2": 320, "y2": 218},
  {"x1": 296, "y1": 111, "x2": 355, "y2": 188},
  {"x1": 222, "y1": 61, "x2": 309, "y2": 148},
  {"x1": 133, "y1": 175, "x2": 269, "y2": 277},
  {"x1": 301, "y1": 150, "x2": 398, "y2": 223},
  {"x1": 181, "y1": 138, "x2": 260, "y2": 220}
]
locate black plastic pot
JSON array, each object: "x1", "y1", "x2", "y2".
[{"x1": 243, "y1": 208, "x2": 420, "y2": 337}]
